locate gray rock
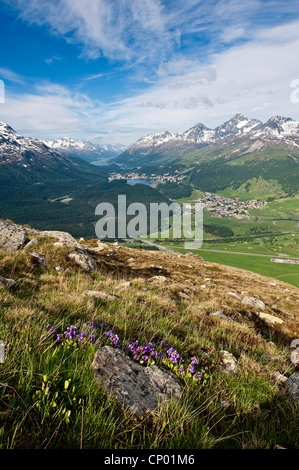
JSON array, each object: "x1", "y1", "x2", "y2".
[
  {"x1": 256, "y1": 312, "x2": 284, "y2": 325},
  {"x1": 227, "y1": 292, "x2": 241, "y2": 300},
  {"x1": 148, "y1": 276, "x2": 169, "y2": 283},
  {"x1": 221, "y1": 350, "x2": 238, "y2": 374},
  {"x1": 89, "y1": 241, "x2": 107, "y2": 253},
  {"x1": 23, "y1": 238, "x2": 39, "y2": 250},
  {"x1": 30, "y1": 252, "x2": 47, "y2": 267},
  {"x1": 178, "y1": 291, "x2": 190, "y2": 300},
  {"x1": 41, "y1": 230, "x2": 84, "y2": 250},
  {"x1": 92, "y1": 346, "x2": 183, "y2": 416},
  {"x1": 0, "y1": 220, "x2": 29, "y2": 251},
  {"x1": 286, "y1": 372, "x2": 299, "y2": 401},
  {"x1": 0, "y1": 275, "x2": 17, "y2": 290},
  {"x1": 210, "y1": 311, "x2": 227, "y2": 319},
  {"x1": 68, "y1": 250, "x2": 97, "y2": 272},
  {"x1": 114, "y1": 281, "x2": 131, "y2": 291},
  {"x1": 83, "y1": 291, "x2": 119, "y2": 301},
  {"x1": 241, "y1": 296, "x2": 265, "y2": 310}
]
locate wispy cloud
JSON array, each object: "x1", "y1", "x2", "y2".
[
  {"x1": 3, "y1": 0, "x2": 173, "y2": 62},
  {"x1": 0, "y1": 67, "x2": 26, "y2": 84},
  {"x1": 44, "y1": 55, "x2": 62, "y2": 65},
  {"x1": 1, "y1": 1, "x2": 299, "y2": 145},
  {"x1": 4, "y1": 0, "x2": 293, "y2": 65}
]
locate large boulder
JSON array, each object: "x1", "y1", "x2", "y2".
[
  {"x1": 92, "y1": 346, "x2": 183, "y2": 416},
  {"x1": 0, "y1": 220, "x2": 29, "y2": 251}
]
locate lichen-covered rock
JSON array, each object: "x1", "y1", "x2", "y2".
[
  {"x1": 0, "y1": 220, "x2": 28, "y2": 251},
  {"x1": 42, "y1": 230, "x2": 84, "y2": 250},
  {"x1": 68, "y1": 250, "x2": 97, "y2": 272},
  {"x1": 241, "y1": 296, "x2": 265, "y2": 310},
  {"x1": 256, "y1": 312, "x2": 284, "y2": 325},
  {"x1": 286, "y1": 372, "x2": 299, "y2": 401},
  {"x1": 92, "y1": 346, "x2": 183, "y2": 416},
  {"x1": 221, "y1": 350, "x2": 238, "y2": 374}
]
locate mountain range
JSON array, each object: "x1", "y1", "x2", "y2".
[
  {"x1": 0, "y1": 122, "x2": 169, "y2": 237},
  {"x1": 43, "y1": 137, "x2": 126, "y2": 163},
  {"x1": 115, "y1": 114, "x2": 299, "y2": 166}
]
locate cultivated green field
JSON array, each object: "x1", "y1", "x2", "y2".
[{"x1": 158, "y1": 246, "x2": 299, "y2": 288}]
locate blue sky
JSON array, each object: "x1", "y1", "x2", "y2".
[{"x1": 0, "y1": 0, "x2": 299, "y2": 145}]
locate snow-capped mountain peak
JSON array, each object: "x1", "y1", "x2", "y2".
[
  {"x1": 0, "y1": 123, "x2": 70, "y2": 167},
  {"x1": 135, "y1": 130, "x2": 177, "y2": 148},
  {"x1": 254, "y1": 116, "x2": 299, "y2": 142},
  {"x1": 179, "y1": 123, "x2": 216, "y2": 144},
  {"x1": 215, "y1": 114, "x2": 263, "y2": 137}
]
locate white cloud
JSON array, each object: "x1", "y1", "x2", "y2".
[
  {"x1": 0, "y1": 67, "x2": 26, "y2": 84},
  {"x1": 4, "y1": 0, "x2": 173, "y2": 62},
  {"x1": 1, "y1": 2, "x2": 299, "y2": 144},
  {"x1": 98, "y1": 21, "x2": 299, "y2": 139}
]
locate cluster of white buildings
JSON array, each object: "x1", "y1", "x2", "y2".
[
  {"x1": 108, "y1": 170, "x2": 185, "y2": 186},
  {"x1": 199, "y1": 193, "x2": 267, "y2": 219}
]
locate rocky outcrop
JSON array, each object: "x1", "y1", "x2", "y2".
[
  {"x1": 0, "y1": 220, "x2": 29, "y2": 251},
  {"x1": 92, "y1": 346, "x2": 183, "y2": 416},
  {"x1": 47, "y1": 231, "x2": 84, "y2": 249}
]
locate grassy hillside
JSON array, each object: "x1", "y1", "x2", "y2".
[{"x1": 0, "y1": 232, "x2": 298, "y2": 449}]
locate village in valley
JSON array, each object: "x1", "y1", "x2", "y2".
[
  {"x1": 108, "y1": 170, "x2": 186, "y2": 186},
  {"x1": 198, "y1": 193, "x2": 267, "y2": 220},
  {"x1": 109, "y1": 171, "x2": 267, "y2": 220}
]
